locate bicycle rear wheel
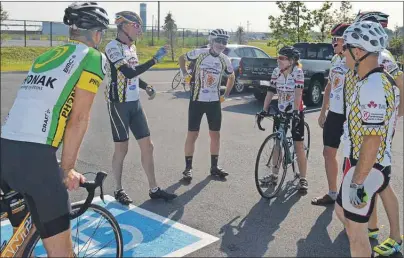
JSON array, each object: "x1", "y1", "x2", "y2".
[
  {"x1": 255, "y1": 133, "x2": 288, "y2": 199},
  {"x1": 171, "y1": 71, "x2": 182, "y2": 90},
  {"x1": 23, "y1": 203, "x2": 123, "y2": 257}
]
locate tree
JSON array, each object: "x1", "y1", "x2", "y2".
[
  {"x1": 163, "y1": 12, "x2": 177, "y2": 61},
  {"x1": 0, "y1": 2, "x2": 8, "y2": 22},
  {"x1": 333, "y1": 1, "x2": 355, "y2": 24},
  {"x1": 388, "y1": 25, "x2": 404, "y2": 62},
  {"x1": 235, "y1": 26, "x2": 245, "y2": 44},
  {"x1": 268, "y1": 1, "x2": 314, "y2": 51},
  {"x1": 312, "y1": 1, "x2": 334, "y2": 41}
]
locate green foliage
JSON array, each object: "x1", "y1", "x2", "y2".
[
  {"x1": 312, "y1": 2, "x2": 334, "y2": 41},
  {"x1": 163, "y1": 12, "x2": 177, "y2": 61}
]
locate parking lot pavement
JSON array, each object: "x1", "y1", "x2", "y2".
[{"x1": 1, "y1": 71, "x2": 403, "y2": 257}]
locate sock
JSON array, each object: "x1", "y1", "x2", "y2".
[
  {"x1": 185, "y1": 156, "x2": 193, "y2": 169},
  {"x1": 328, "y1": 191, "x2": 338, "y2": 200},
  {"x1": 211, "y1": 155, "x2": 218, "y2": 168},
  {"x1": 150, "y1": 187, "x2": 159, "y2": 193}
]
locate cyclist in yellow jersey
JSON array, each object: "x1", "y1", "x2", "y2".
[
  {"x1": 343, "y1": 11, "x2": 403, "y2": 256},
  {"x1": 0, "y1": 2, "x2": 110, "y2": 257},
  {"x1": 334, "y1": 21, "x2": 399, "y2": 257}
]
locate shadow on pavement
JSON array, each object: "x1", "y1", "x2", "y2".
[{"x1": 218, "y1": 182, "x2": 303, "y2": 257}]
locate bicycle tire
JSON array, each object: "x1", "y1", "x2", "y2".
[
  {"x1": 255, "y1": 133, "x2": 288, "y2": 199},
  {"x1": 23, "y1": 203, "x2": 123, "y2": 258},
  {"x1": 171, "y1": 71, "x2": 181, "y2": 90}
]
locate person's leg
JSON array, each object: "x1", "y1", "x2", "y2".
[
  {"x1": 345, "y1": 219, "x2": 372, "y2": 257},
  {"x1": 207, "y1": 102, "x2": 227, "y2": 177},
  {"x1": 293, "y1": 112, "x2": 307, "y2": 191},
  {"x1": 107, "y1": 102, "x2": 132, "y2": 204},
  {"x1": 130, "y1": 101, "x2": 177, "y2": 200},
  {"x1": 368, "y1": 195, "x2": 380, "y2": 238}
]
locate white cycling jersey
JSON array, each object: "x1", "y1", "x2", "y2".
[
  {"x1": 186, "y1": 48, "x2": 233, "y2": 102},
  {"x1": 328, "y1": 54, "x2": 349, "y2": 114},
  {"x1": 270, "y1": 66, "x2": 305, "y2": 112}
]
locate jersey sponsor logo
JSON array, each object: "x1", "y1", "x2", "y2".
[
  {"x1": 34, "y1": 46, "x2": 70, "y2": 69},
  {"x1": 42, "y1": 109, "x2": 51, "y2": 132},
  {"x1": 61, "y1": 91, "x2": 75, "y2": 119},
  {"x1": 89, "y1": 78, "x2": 100, "y2": 87},
  {"x1": 63, "y1": 56, "x2": 76, "y2": 74},
  {"x1": 23, "y1": 75, "x2": 57, "y2": 89},
  {"x1": 367, "y1": 101, "x2": 378, "y2": 108},
  {"x1": 107, "y1": 47, "x2": 118, "y2": 55}
]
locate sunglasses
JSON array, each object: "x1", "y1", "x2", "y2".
[
  {"x1": 129, "y1": 22, "x2": 142, "y2": 29},
  {"x1": 214, "y1": 38, "x2": 228, "y2": 45},
  {"x1": 332, "y1": 37, "x2": 343, "y2": 44},
  {"x1": 342, "y1": 44, "x2": 356, "y2": 52},
  {"x1": 277, "y1": 55, "x2": 289, "y2": 61}
]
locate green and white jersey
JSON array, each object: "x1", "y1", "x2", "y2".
[{"x1": 1, "y1": 41, "x2": 108, "y2": 148}]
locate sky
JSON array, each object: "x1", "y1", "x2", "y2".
[{"x1": 2, "y1": 1, "x2": 403, "y2": 32}]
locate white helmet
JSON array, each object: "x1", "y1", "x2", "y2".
[
  {"x1": 209, "y1": 29, "x2": 230, "y2": 41},
  {"x1": 343, "y1": 21, "x2": 388, "y2": 53}
]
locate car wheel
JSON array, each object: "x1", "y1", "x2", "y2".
[
  {"x1": 232, "y1": 79, "x2": 245, "y2": 93},
  {"x1": 304, "y1": 79, "x2": 323, "y2": 106}
]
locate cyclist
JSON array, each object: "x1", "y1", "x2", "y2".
[
  {"x1": 0, "y1": 2, "x2": 110, "y2": 256},
  {"x1": 104, "y1": 11, "x2": 177, "y2": 204},
  {"x1": 178, "y1": 29, "x2": 235, "y2": 181},
  {"x1": 348, "y1": 11, "x2": 403, "y2": 256},
  {"x1": 312, "y1": 23, "x2": 350, "y2": 206},
  {"x1": 257, "y1": 46, "x2": 308, "y2": 192},
  {"x1": 335, "y1": 21, "x2": 399, "y2": 257}
]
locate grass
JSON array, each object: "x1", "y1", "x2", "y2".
[{"x1": 1, "y1": 40, "x2": 276, "y2": 72}]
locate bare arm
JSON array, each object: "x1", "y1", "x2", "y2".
[
  {"x1": 394, "y1": 73, "x2": 403, "y2": 117},
  {"x1": 263, "y1": 90, "x2": 275, "y2": 112},
  {"x1": 224, "y1": 72, "x2": 235, "y2": 97},
  {"x1": 351, "y1": 135, "x2": 382, "y2": 184},
  {"x1": 178, "y1": 54, "x2": 188, "y2": 75},
  {"x1": 320, "y1": 82, "x2": 331, "y2": 115},
  {"x1": 294, "y1": 88, "x2": 303, "y2": 111},
  {"x1": 60, "y1": 87, "x2": 96, "y2": 174}
]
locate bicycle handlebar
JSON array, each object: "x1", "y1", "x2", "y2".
[
  {"x1": 69, "y1": 171, "x2": 107, "y2": 219},
  {"x1": 255, "y1": 106, "x2": 294, "y2": 132}
]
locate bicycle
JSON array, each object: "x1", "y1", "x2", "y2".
[
  {"x1": 171, "y1": 62, "x2": 194, "y2": 91},
  {"x1": 254, "y1": 104, "x2": 310, "y2": 199},
  {"x1": 0, "y1": 171, "x2": 124, "y2": 257}
]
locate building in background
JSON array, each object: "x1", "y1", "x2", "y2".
[{"x1": 140, "y1": 3, "x2": 147, "y2": 31}]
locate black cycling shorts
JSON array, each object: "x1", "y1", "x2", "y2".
[
  {"x1": 273, "y1": 111, "x2": 305, "y2": 141},
  {"x1": 107, "y1": 100, "x2": 150, "y2": 142},
  {"x1": 336, "y1": 158, "x2": 391, "y2": 223},
  {"x1": 323, "y1": 111, "x2": 345, "y2": 148},
  {"x1": 0, "y1": 138, "x2": 71, "y2": 238},
  {"x1": 188, "y1": 101, "x2": 222, "y2": 132}
]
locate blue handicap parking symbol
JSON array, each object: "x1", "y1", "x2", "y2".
[{"x1": 0, "y1": 195, "x2": 218, "y2": 257}]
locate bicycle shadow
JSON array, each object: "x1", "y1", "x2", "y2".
[
  {"x1": 218, "y1": 183, "x2": 303, "y2": 257},
  {"x1": 170, "y1": 90, "x2": 190, "y2": 100},
  {"x1": 296, "y1": 206, "x2": 350, "y2": 257}
]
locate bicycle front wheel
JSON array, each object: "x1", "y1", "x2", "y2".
[
  {"x1": 171, "y1": 71, "x2": 182, "y2": 90},
  {"x1": 255, "y1": 133, "x2": 288, "y2": 199},
  {"x1": 23, "y1": 203, "x2": 124, "y2": 257}
]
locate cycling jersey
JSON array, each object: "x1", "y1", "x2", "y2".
[
  {"x1": 104, "y1": 39, "x2": 140, "y2": 102},
  {"x1": 328, "y1": 54, "x2": 349, "y2": 114},
  {"x1": 1, "y1": 41, "x2": 107, "y2": 148},
  {"x1": 343, "y1": 67, "x2": 397, "y2": 167},
  {"x1": 186, "y1": 48, "x2": 233, "y2": 102},
  {"x1": 269, "y1": 66, "x2": 305, "y2": 112}
]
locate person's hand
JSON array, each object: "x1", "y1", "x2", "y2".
[
  {"x1": 220, "y1": 95, "x2": 226, "y2": 103},
  {"x1": 349, "y1": 183, "x2": 368, "y2": 209},
  {"x1": 292, "y1": 110, "x2": 301, "y2": 128},
  {"x1": 318, "y1": 112, "x2": 326, "y2": 128},
  {"x1": 257, "y1": 110, "x2": 268, "y2": 118},
  {"x1": 154, "y1": 45, "x2": 169, "y2": 62},
  {"x1": 146, "y1": 85, "x2": 156, "y2": 100},
  {"x1": 63, "y1": 169, "x2": 86, "y2": 191}
]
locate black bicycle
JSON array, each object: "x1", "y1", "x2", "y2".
[{"x1": 254, "y1": 105, "x2": 310, "y2": 199}]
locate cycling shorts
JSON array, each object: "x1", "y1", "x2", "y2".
[
  {"x1": 323, "y1": 111, "x2": 345, "y2": 148},
  {"x1": 107, "y1": 100, "x2": 150, "y2": 142},
  {"x1": 0, "y1": 138, "x2": 71, "y2": 238},
  {"x1": 273, "y1": 111, "x2": 304, "y2": 141},
  {"x1": 188, "y1": 101, "x2": 222, "y2": 131},
  {"x1": 336, "y1": 158, "x2": 391, "y2": 223}
]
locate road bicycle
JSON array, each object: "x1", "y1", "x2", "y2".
[
  {"x1": 171, "y1": 62, "x2": 194, "y2": 91},
  {"x1": 254, "y1": 104, "x2": 310, "y2": 199},
  {"x1": 0, "y1": 171, "x2": 123, "y2": 257}
]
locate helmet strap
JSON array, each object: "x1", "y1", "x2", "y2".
[
  {"x1": 349, "y1": 48, "x2": 371, "y2": 74},
  {"x1": 117, "y1": 25, "x2": 134, "y2": 44}
]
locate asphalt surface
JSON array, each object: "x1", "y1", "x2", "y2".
[{"x1": 1, "y1": 71, "x2": 403, "y2": 257}]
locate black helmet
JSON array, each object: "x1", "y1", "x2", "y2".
[
  {"x1": 278, "y1": 46, "x2": 300, "y2": 61},
  {"x1": 63, "y1": 2, "x2": 110, "y2": 31}
]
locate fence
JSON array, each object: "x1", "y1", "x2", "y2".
[{"x1": 1, "y1": 19, "x2": 268, "y2": 48}]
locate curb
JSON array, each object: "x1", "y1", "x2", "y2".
[{"x1": 1, "y1": 68, "x2": 179, "y2": 74}]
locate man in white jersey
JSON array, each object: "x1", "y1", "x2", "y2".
[
  {"x1": 104, "y1": 11, "x2": 177, "y2": 204},
  {"x1": 348, "y1": 11, "x2": 403, "y2": 256},
  {"x1": 1, "y1": 2, "x2": 110, "y2": 256},
  {"x1": 313, "y1": 23, "x2": 350, "y2": 206},
  {"x1": 178, "y1": 29, "x2": 235, "y2": 181},
  {"x1": 334, "y1": 21, "x2": 399, "y2": 257}
]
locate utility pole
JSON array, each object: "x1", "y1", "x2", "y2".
[
  {"x1": 157, "y1": 1, "x2": 160, "y2": 40},
  {"x1": 247, "y1": 20, "x2": 251, "y2": 33}
]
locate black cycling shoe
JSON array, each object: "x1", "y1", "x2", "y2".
[
  {"x1": 299, "y1": 178, "x2": 308, "y2": 192},
  {"x1": 114, "y1": 189, "x2": 133, "y2": 205},
  {"x1": 210, "y1": 166, "x2": 228, "y2": 177},
  {"x1": 182, "y1": 168, "x2": 193, "y2": 181},
  {"x1": 149, "y1": 187, "x2": 177, "y2": 201}
]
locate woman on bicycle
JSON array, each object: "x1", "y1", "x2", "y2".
[{"x1": 258, "y1": 46, "x2": 308, "y2": 192}]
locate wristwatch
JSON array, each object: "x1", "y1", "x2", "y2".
[{"x1": 350, "y1": 183, "x2": 363, "y2": 189}]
